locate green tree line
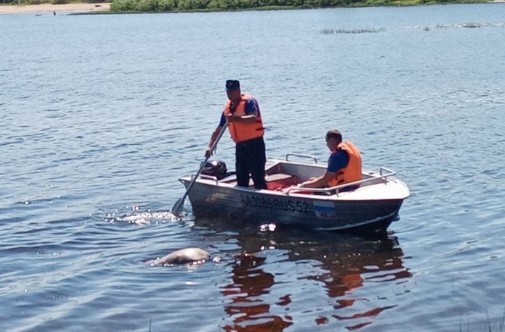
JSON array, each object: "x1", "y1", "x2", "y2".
[{"x1": 107, "y1": 0, "x2": 473, "y2": 11}]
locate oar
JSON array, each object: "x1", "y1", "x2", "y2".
[{"x1": 171, "y1": 123, "x2": 228, "y2": 216}]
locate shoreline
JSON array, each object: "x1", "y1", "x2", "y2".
[
  {"x1": 0, "y1": 3, "x2": 110, "y2": 14},
  {"x1": 1, "y1": 0, "x2": 503, "y2": 15}
]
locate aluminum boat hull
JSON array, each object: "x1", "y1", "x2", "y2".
[{"x1": 179, "y1": 157, "x2": 410, "y2": 235}]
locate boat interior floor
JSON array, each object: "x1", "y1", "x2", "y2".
[{"x1": 220, "y1": 173, "x2": 299, "y2": 191}]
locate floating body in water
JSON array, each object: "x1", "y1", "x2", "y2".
[{"x1": 146, "y1": 248, "x2": 215, "y2": 266}]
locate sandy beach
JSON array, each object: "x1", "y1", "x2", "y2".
[{"x1": 0, "y1": 2, "x2": 110, "y2": 14}]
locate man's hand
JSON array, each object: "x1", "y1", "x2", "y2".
[
  {"x1": 226, "y1": 114, "x2": 254, "y2": 123},
  {"x1": 281, "y1": 184, "x2": 304, "y2": 193},
  {"x1": 205, "y1": 149, "x2": 213, "y2": 158},
  {"x1": 225, "y1": 114, "x2": 237, "y2": 123}
]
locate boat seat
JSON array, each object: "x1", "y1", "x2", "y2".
[
  {"x1": 221, "y1": 173, "x2": 297, "y2": 190},
  {"x1": 265, "y1": 173, "x2": 297, "y2": 190}
]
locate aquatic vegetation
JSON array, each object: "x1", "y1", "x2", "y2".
[
  {"x1": 414, "y1": 22, "x2": 505, "y2": 31},
  {"x1": 321, "y1": 27, "x2": 385, "y2": 34}
]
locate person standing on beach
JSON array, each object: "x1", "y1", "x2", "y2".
[{"x1": 205, "y1": 80, "x2": 267, "y2": 189}]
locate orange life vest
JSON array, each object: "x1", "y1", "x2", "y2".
[
  {"x1": 223, "y1": 93, "x2": 264, "y2": 143},
  {"x1": 328, "y1": 141, "x2": 362, "y2": 187}
]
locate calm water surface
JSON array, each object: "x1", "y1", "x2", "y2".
[{"x1": 1, "y1": 4, "x2": 505, "y2": 331}]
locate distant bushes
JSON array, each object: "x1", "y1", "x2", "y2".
[
  {"x1": 110, "y1": 0, "x2": 357, "y2": 11},
  {"x1": 108, "y1": 0, "x2": 485, "y2": 12},
  {"x1": 109, "y1": 0, "x2": 282, "y2": 11},
  {"x1": 0, "y1": 0, "x2": 37, "y2": 3},
  {"x1": 2, "y1": 0, "x2": 47, "y2": 4}
]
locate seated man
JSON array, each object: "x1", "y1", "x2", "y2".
[{"x1": 295, "y1": 129, "x2": 362, "y2": 190}]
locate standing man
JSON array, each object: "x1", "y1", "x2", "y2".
[
  {"x1": 205, "y1": 80, "x2": 267, "y2": 189},
  {"x1": 296, "y1": 129, "x2": 362, "y2": 190}
]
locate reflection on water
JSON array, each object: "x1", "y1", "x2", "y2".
[
  {"x1": 195, "y1": 218, "x2": 412, "y2": 331},
  {"x1": 222, "y1": 253, "x2": 292, "y2": 331}
]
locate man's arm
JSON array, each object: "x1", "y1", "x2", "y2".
[
  {"x1": 205, "y1": 126, "x2": 223, "y2": 158},
  {"x1": 299, "y1": 150, "x2": 349, "y2": 188},
  {"x1": 299, "y1": 172, "x2": 336, "y2": 189},
  {"x1": 205, "y1": 113, "x2": 227, "y2": 158}
]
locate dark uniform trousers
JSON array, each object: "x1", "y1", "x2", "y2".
[{"x1": 235, "y1": 136, "x2": 267, "y2": 189}]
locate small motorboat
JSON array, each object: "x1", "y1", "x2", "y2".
[{"x1": 179, "y1": 154, "x2": 410, "y2": 236}]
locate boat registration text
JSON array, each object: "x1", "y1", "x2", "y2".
[{"x1": 240, "y1": 194, "x2": 311, "y2": 214}]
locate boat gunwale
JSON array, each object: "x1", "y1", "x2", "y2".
[{"x1": 181, "y1": 157, "x2": 408, "y2": 198}]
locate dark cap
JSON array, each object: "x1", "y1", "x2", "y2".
[
  {"x1": 325, "y1": 129, "x2": 342, "y2": 142},
  {"x1": 225, "y1": 80, "x2": 240, "y2": 91}
]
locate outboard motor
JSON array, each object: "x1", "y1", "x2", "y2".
[{"x1": 201, "y1": 160, "x2": 227, "y2": 180}]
